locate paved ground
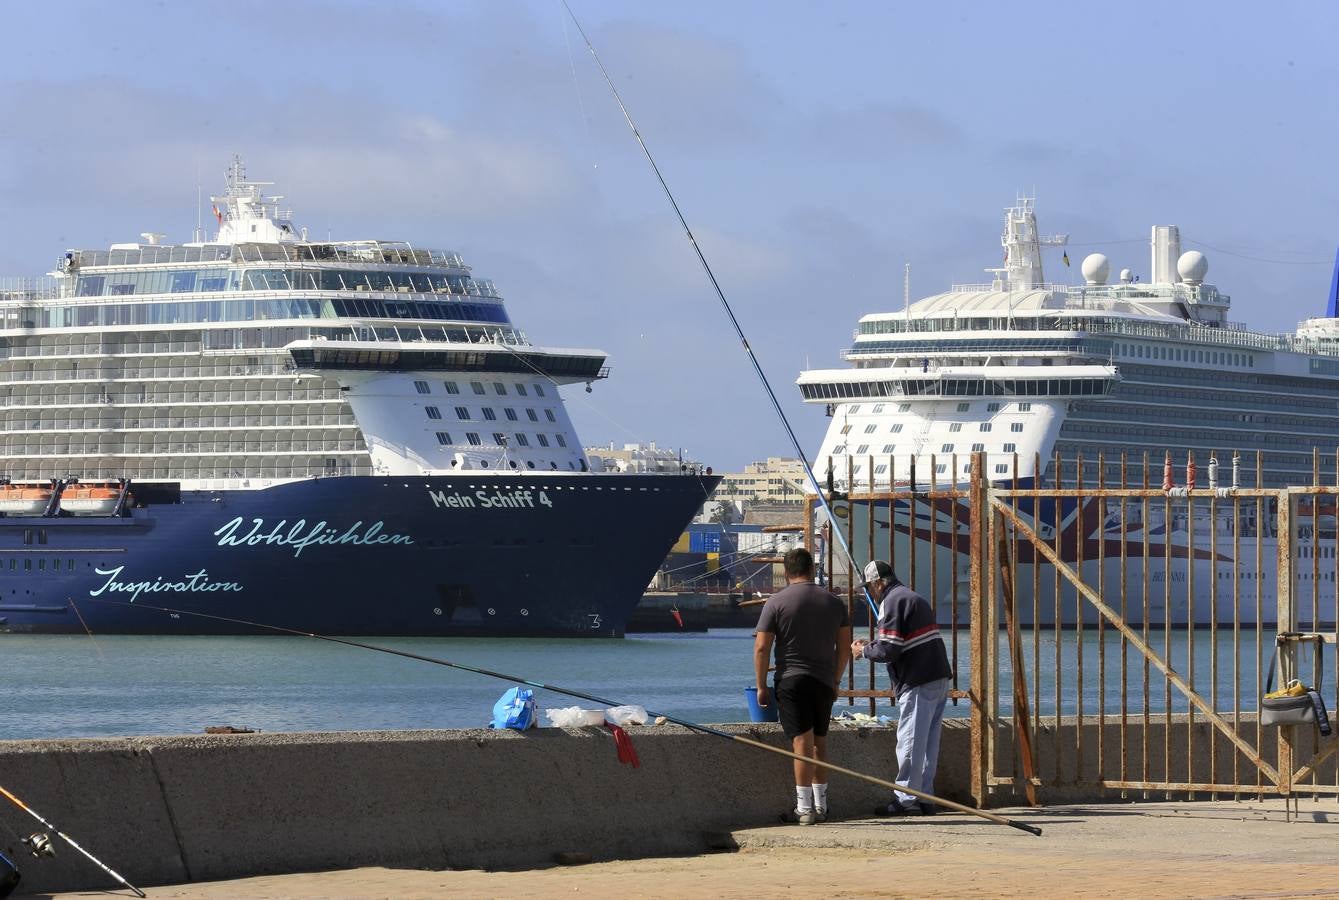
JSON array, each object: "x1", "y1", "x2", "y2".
[{"x1": 42, "y1": 800, "x2": 1339, "y2": 898}]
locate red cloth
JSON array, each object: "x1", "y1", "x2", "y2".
[
  {"x1": 671, "y1": 608, "x2": 684, "y2": 629},
  {"x1": 603, "y1": 722, "x2": 641, "y2": 768}
]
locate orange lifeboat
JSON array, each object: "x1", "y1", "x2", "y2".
[
  {"x1": 60, "y1": 482, "x2": 124, "y2": 517},
  {"x1": 0, "y1": 483, "x2": 54, "y2": 516}
]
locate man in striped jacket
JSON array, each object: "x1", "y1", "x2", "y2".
[{"x1": 852, "y1": 560, "x2": 953, "y2": 816}]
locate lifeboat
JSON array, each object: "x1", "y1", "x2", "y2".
[
  {"x1": 60, "y1": 483, "x2": 125, "y2": 517},
  {"x1": 0, "y1": 483, "x2": 54, "y2": 516}
]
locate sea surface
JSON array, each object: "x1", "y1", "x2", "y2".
[{"x1": 0, "y1": 627, "x2": 1291, "y2": 740}]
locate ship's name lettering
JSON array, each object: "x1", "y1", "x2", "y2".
[
  {"x1": 428, "y1": 489, "x2": 553, "y2": 510},
  {"x1": 213, "y1": 517, "x2": 414, "y2": 557},
  {"x1": 88, "y1": 566, "x2": 243, "y2": 603}
]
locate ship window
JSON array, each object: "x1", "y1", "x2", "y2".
[
  {"x1": 555, "y1": 434, "x2": 567, "y2": 447},
  {"x1": 414, "y1": 380, "x2": 431, "y2": 394},
  {"x1": 899, "y1": 403, "x2": 910, "y2": 412},
  {"x1": 444, "y1": 381, "x2": 460, "y2": 394},
  {"x1": 425, "y1": 406, "x2": 442, "y2": 420},
  {"x1": 482, "y1": 408, "x2": 497, "y2": 421},
  {"x1": 882, "y1": 444, "x2": 895, "y2": 453},
  {"x1": 832, "y1": 445, "x2": 846, "y2": 455},
  {"x1": 436, "y1": 432, "x2": 452, "y2": 445},
  {"x1": 949, "y1": 423, "x2": 962, "y2": 432},
  {"x1": 1004, "y1": 443, "x2": 1017, "y2": 453},
  {"x1": 986, "y1": 402, "x2": 1000, "y2": 412},
  {"x1": 840, "y1": 425, "x2": 852, "y2": 434},
  {"x1": 971, "y1": 442, "x2": 984, "y2": 452},
  {"x1": 527, "y1": 409, "x2": 538, "y2": 422},
  {"x1": 537, "y1": 434, "x2": 550, "y2": 447},
  {"x1": 493, "y1": 432, "x2": 507, "y2": 445},
  {"x1": 941, "y1": 443, "x2": 953, "y2": 453},
  {"x1": 534, "y1": 384, "x2": 545, "y2": 397},
  {"x1": 455, "y1": 406, "x2": 471, "y2": 420},
  {"x1": 170, "y1": 272, "x2": 197, "y2": 293},
  {"x1": 515, "y1": 434, "x2": 530, "y2": 447},
  {"x1": 1011, "y1": 422, "x2": 1024, "y2": 432},
  {"x1": 956, "y1": 403, "x2": 970, "y2": 412},
  {"x1": 516, "y1": 384, "x2": 529, "y2": 396},
  {"x1": 1018, "y1": 402, "x2": 1031, "y2": 411},
  {"x1": 471, "y1": 381, "x2": 486, "y2": 395},
  {"x1": 857, "y1": 444, "x2": 869, "y2": 454},
  {"x1": 545, "y1": 410, "x2": 556, "y2": 422},
  {"x1": 24, "y1": 559, "x2": 31, "y2": 571},
  {"x1": 872, "y1": 404, "x2": 884, "y2": 413},
  {"x1": 504, "y1": 408, "x2": 518, "y2": 421},
  {"x1": 979, "y1": 423, "x2": 992, "y2": 432},
  {"x1": 935, "y1": 464, "x2": 946, "y2": 474},
  {"x1": 890, "y1": 424, "x2": 903, "y2": 433},
  {"x1": 849, "y1": 404, "x2": 862, "y2": 414},
  {"x1": 494, "y1": 382, "x2": 507, "y2": 395},
  {"x1": 995, "y1": 463, "x2": 1009, "y2": 474},
  {"x1": 466, "y1": 432, "x2": 481, "y2": 445},
  {"x1": 874, "y1": 464, "x2": 887, "y2": 474},
  {"x1": 864, "y1": 424, "x2": 877, "y2": 433}
]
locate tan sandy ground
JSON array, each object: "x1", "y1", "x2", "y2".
[{"x1": 43, "y1": 801, "x2": 1339, "y2": 899}]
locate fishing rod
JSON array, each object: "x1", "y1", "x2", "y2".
[
  {"x1": 87, "y1": 599, "x2": 1040, "y2": 836},
  {"x1": 560, "y1": 0, "x2": 881, "y2": 619},
  {"x1": 0, "y1": 784, "x2": 145, "y2": 898}
]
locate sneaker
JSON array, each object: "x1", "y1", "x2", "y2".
[
  {"x1": 813, "y1": 808, "x2": 828, "y2": 823},
  {"x1": 779, "y1": 808, "x2": 819, "y2": 825},
  {"x1": 873, "y1": 801, "x2": 920, "y2": 817},
  {"x1": 918, "y1": 802, "x2": 938, "y2": 816}
]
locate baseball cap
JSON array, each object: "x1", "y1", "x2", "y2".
[{"x1": 863, "y1": 559, "x2": 894, "y2": 584}]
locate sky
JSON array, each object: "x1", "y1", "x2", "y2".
[{"x1": 2, "y1": 1, "x2": 1337, "y2": 470}]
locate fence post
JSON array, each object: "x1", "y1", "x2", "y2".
[
  {"x1": 969, "y1": 452, "x2": 991, "y2": 807},
  {"x1": 1276, "y1": 490, "x2": 1297, "y2": 799}
]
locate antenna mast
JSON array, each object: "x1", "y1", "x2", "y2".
[{"x1": 903, "y1": 262, "x2": 911, "y2": 320}]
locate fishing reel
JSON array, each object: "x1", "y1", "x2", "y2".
[{"x1": 23, "y1": 832, "x2": 54, "y2": 859}]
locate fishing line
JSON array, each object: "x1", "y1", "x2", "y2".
[
  {"x1": 558, "y1": 1, "x2": 879, "y2": 617},
  {"x1": 86, "y1": 599, "x2": 1041, "y2": 836},
  {"x1": 0, "y1": 784, "x2": 145, "y2": 897}
]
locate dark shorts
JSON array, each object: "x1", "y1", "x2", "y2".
[{"x1": 775, "y1": 675, "x2": 835, "y2": 739}]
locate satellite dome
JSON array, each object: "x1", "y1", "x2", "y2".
[
  {"x1": 1119, "y1": 268, "x2": 1133, "y2": 284},
  {"x1": 1177, "y1": 250, "x2": 1208, "y2": 285},
  {"x1": 1080, "y1": 253, "x2": 1110, "y2": 285}
]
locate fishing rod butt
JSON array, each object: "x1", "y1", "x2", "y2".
[{"x1": 1007, "y1": 819, "x2": 1043, "y2": 837}]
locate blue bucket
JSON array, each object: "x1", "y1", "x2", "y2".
[{"x1": 744, "y1": 686, "x2": 779, "y2": 723}]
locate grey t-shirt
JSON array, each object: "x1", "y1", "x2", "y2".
[{"x1": 756, "y1": 582, "x2": 851, "y2": 686}]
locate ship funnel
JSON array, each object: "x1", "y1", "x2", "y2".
[{"x1": 1151, "y1": 225, "x2": 1181, "y2": 285}]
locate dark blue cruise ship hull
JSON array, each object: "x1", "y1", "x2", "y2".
[{"x1": 0, "y1": 473, "x2": 718, "y2": 637}]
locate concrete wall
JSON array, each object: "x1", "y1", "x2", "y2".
[{"x1": 1, "y1": 724, "x2": 965, "y2": 895}]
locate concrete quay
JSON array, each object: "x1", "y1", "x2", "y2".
[
  {"x1": 2, "y1": 716, "x2": 1325, "y2": 895},
  {"x1": 47, "y1": 801, "x2": 1339, "y2": 898}
]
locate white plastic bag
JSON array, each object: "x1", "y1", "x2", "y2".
[
  {"x1": 604, "y1": 705, "x2": 648, "y2": 726},
  {"x1": 544, "y1": 707, "x2": 606, "y2": 727}
]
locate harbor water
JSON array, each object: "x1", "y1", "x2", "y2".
[{"x1": 1, "y1": 628, "x2": 1282, "y2": 740}]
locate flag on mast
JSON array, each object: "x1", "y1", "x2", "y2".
[{"x1": 1062, "y1": 251, "x2": 1070, "y2": 267}]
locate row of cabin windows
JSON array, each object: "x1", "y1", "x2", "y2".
[
  {"x1": 849, "y1": 460, "x2": 1017, "y2": 477},
  {"x1": 424, "y1": 406, "x2": 558, "y2": 424},
  {"x1": 415, "y1": 379, "x2": 545, "y2": 398},
  {"x1": 1119, "y1": 343, "x2": 1254, "y2": 368},
  {"x1": 841, "y1": 421, "x2": 1025, "y2": 436},
  {"x1": 831, "y1": 441, "x2": 1018, "y2": 457},
  {"x1": 3, "y1": 557, "x2": 78, "y2": 572},
  {"x1": 434, "y1": 431, "x2": 568, "y2": 449},
  {"x1": 845, "y1": 401, "x2": 1033, "y2": 415}
]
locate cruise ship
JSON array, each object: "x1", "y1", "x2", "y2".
[
  {"x1": 0, "y1": 158, "x2": 717, "y2": 636},
  {"x1": 797, "y1": 198, "x2": 1338, "y2": 626}
]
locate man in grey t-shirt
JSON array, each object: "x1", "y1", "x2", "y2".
[{"x1": 755, "y1": 547, "x2": 852, "y2": 824}]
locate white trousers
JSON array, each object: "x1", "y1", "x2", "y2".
[{"x1": 894, "y1": 677, "x2": 950, "y2": 808}]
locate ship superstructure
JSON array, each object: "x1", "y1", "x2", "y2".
[
  {"x1": 0, "y1": 159, "x2": 716, "y2": 636},
  {"x1": 800, "y1": 197, "x2": 1339, "y2": 489}
]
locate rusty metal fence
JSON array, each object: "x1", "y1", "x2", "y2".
[{"x1": 812, "y1": 450, "x2": 1339, "y2": 809}]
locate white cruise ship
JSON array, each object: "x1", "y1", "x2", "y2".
[
  {"x1": 0, "y1": 158, "x2": 717, "y2": 636},
  {"x1": 797, "y1": 198, "x2": 1338, "y2": 626}
]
